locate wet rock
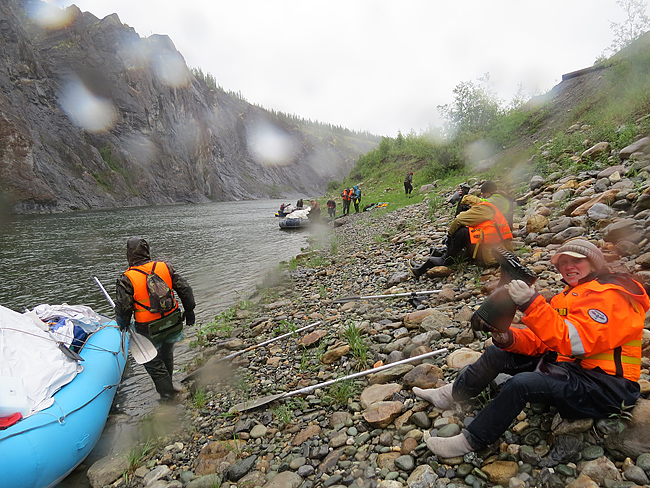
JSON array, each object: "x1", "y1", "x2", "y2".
[
  {"x1": 362, "y1": 401, "x2": 403, "y2": 428},
  {"x1": 401, "y1": 363, "x2": 444, "y2": 388},
  {"x1": 482, "y1": 460, "x2": 518, "y2": 485},
  {"x1": 360, "y1": 383, "x2": 402, "y2": 409},
  {"x1": 579, "y1": 456, "x2": 621, "y2": 485}
]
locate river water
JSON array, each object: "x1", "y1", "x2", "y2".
[
  {"x1": 0, "y1": 199, "x2": 316, "y2": 487},
  {"x1": 0, "y1": 199, "x2": 311, "y2": 321}
]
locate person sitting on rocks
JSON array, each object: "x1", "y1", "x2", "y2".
[
  {"x1": 408, "y1": 194, "x2": 513, "y2": 278},
  {"x1": 480, "y1": 180, "x2": 515, "y2": 229},
  {"x1": 413, "y1": 238, "x2": 650, "y2": 459}
]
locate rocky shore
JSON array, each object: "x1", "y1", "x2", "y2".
[{"x1": 89, "y1": 133, "x2": 650, "y2": 488}]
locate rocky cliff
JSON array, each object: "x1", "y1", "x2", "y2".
[{"x1": 0, "y1": 0, "x2": 378, "y2": 214}]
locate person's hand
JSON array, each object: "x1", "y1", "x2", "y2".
[
  {"x1": 184, "y1": 309, "x2": 195, "y2": 326},
  {"x1": 506, "y1": 280, "x2": 535, "y2": 305},
  {"x1": 117, "y1": 318, "x2": 129, "y2": 332}
]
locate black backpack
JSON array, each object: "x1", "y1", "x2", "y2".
[{"x1": 133, "y1": 262, "x2": 176, "y2": 315}]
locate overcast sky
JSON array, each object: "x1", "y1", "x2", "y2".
[{"x1": 51, "y1": 0, "x2": 635, "y2": 137}]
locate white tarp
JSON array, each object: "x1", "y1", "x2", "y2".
[
  {"x1": 0, "y1": 305, "x2": 82, "y2": 416},
  {"x1": 286, "y1": 207, "x2": 311, "y2": 219}
]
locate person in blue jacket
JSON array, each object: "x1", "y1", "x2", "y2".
[{"x1": 353, "y1": 185, "x2": 362, "y2": 213}]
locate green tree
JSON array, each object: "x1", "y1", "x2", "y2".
[
  {"x1": 437, "y1": 73, "x2": 503, "y2": 137},
  {"x1": 604, "y1": 0, "x2": 650, "y2": 56}
]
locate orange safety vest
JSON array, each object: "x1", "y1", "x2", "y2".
[
  {"x1": 124, "y1": 261, "x2": 179, "y2": 324},
  {"x1": 342, "y1": 190, "x2": 352, "y2": 201},
  {"x1": 513, "y1": 277, "x2": 650, "y2": 381},
  {"x1": 468, "y1": 201, "x2": 513, "y2": 245}
]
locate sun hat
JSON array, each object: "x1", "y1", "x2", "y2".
[{"x1": 550, "y1": 238, "x2": 605, "y2": 270}]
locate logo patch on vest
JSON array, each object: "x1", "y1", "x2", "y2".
[{"x1": 588, "y1": 309, "x2": 608, "y2": 324}]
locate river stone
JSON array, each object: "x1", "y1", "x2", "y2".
[
  {"x1": 394, "y1": 454, "x2": 415, "y2": 471},
  {"x1": 401, "y1": 363, "x2": 444, "y2": 388},
  {"x1": 297, "y1": 464, "x2": 315, "y2": 477},
  {"x1": 360, "y1": 383, "x2": 402, "y2": 409},
  {"x1": 552, "y1": 226, "x2": 586, "y2": 243},
  {"x1": 587, "y1": 203, "x2": 614, "y2": 220},
  {"x1": 237, "y1": 471, "x2": 268, "y2": 487},
  {"x1": 437, "y1": 423, "x2": 461, "y2": 437},
  {"x1": 318, "y1": 447, "x2": 344, "y2": 473},
  {"x1": 377, "y1": 452, "x2": 402, "y2": 470},
  {"x1": 527, "y1": 214, "x2": 549, "y2": 234},
  {"x1": 579, "y1": 456, "x2": 621, "y2": 485},
  {"x1": 378, "y1": 481, "x2": 404, "y2": 488},
  {"x1": 624, "y1": 465, "x2": 649, "y2": 485},
  {"x1": 566, "y1": 474, "x2": 599, "y2": 488},
  {"x1": 329, "y1": 411, "x2": 352, "y2": 429},
  {"x1": 620, "y1": 137, "x2": 650, "y2": 159},
  {"x1": 581, "y1": 445, "x2": 605, "y2": 461},
  {"x1": 410, "y1": 411, "x2": 431, "y2": 429},
  {"x1": 195, "y1": 439, "x2": 244, "y2": 475},
  {"x1": 404, "y1": 309, "x2": 437, "y2": 327},
  {"x1": 292, "y1": 425, "x2": 321, "y2": 446},
  {"x1": 362, "y1": 401, "x2": 403, "y2": 428},
  {"x1": 635, "y1": 252, "x2": 650, "y2": 268},
  {"x1": 570, "y1": 189, "x2": 619, "y2": 216},
  {"x1": 367, "y1": 364, "x2": 414, "y2": 384},
  {"x1": 602, "y1": 218, "x2": 643, "y2": 243},
  {"x1": 262, "y1": 470, "x2": 303, "y2": 488},
  {"x1": 418, "y1": 309, "x2": 453, "y2": 331},
  {"x1": 482, "y1": 460, "x2": 518, "y2": 485},
  {"x1": 400, "y1": 436, "x2": 419, "y2": 454},
  {"x1": 446, "y1": 348, "x2": 481, "y2": 369},
  {"x1": 186, "y1": 474, "x2": 224, "y2": 488},
  {"x1": 227, "y1": 455, "x2": 257, "y2": 482},
  {"x1": 582, "y1": 142, "x2": 610, "y2": 160},
  {"x1": 552, "y1": 417, "x2": 593, "y2": 435},
  {"x1": 330, "y1": 430, "x2": 348, "y2": 448},
  {"x1": 250, "y1": 424, "x2": 267, "y2": 438},
  {"x1": 87, "y1": 454, "x2": 130, "y2": 488},
  {"x1": 530, "y1": 175, "x2": 545, "y2": 190},
  {"x1": 299, "y1": 329, "x2": 327, "y2": 347},
  {"x1": 321, "y1": 345, "x2": 350, "y2": 364}
]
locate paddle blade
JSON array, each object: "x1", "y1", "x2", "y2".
[
  {"x1": 129, "y1": 328, "x2": 158, "y2": 364},
  {"x1": 229, "y1": 392, "x2": 286, "y2": 413}
]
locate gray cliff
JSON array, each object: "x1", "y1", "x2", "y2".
[{"x1": 0, "y1": 1, "x2": 378, "y2": 213}]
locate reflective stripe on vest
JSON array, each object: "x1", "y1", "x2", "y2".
[
  {"x1": 124, "y1": 261, "x2": 178, "y2": 324},
  {"x1": 468, "y1": 202, "x2": 513, "y2": 245}
]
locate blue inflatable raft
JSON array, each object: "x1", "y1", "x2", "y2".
[{"x1": 0, "y1": 319, "x2": 128, "y2": 488}]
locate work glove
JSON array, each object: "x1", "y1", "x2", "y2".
[
  {"x1": 184, "y1": 309, "x2": 195, "y2": 326},
  {"x1": 117, "y1": 317, "x2": 129, "y2": 332},
  {"x1": 506, "y1": 280, "x2": 536, "y2": 306}
]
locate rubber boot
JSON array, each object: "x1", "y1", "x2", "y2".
[
  {"x1": 408, "y1": 255, "x2": 446, "y2": 279},
  {"x1": 153, "y1": 375, "x2": 177, "y2": 401}
]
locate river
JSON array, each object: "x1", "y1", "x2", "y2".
[
  {"x1": 0, "y1": 199, "x2": 311, "y2": 322},
  {"x1": 0, "y1": 199, "x2": 317, "y2": 487}
]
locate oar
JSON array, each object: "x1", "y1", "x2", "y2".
[
  {"x1": 182, "y1": 320, "x2": 323, "y2": 383},
  {"x1": 230, "y1": 347, "x2": 447, "y2": 413},
  {"x1": 333, "y1": 290, "x2": 442, "y2": 304},
  {"x1": 93, "y1": 276, "x2": 158, "y2": 365}
]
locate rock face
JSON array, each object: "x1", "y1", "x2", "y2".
[{"x1": 0, "y1": 1, "x2": 378, "y2": 213}]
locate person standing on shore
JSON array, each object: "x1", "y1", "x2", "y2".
[
  {"x1": 341, "y1": 188, "x2": 351, "y2": 216},
  {"x1": 115, "y1": 237, "x2": 196, "y2": 401},
  {"x1": 326, "y1": 198, "x2": 336, "y2": 220},
  {"x1": 404, "y1": 172, "x2": 413, "y2": 196},
  {"x1": 353, "y1": 185, "x2": 362, "y2": 213}
]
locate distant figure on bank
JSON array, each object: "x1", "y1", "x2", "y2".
[
  {"x1": 480, "y1": 180, "x2": 515, "y2": 229},
  {"x1": 296, "y1": 199, "x2": 304, "y2": 209},
  {"x1": 408, "y1": 194, "x2": 513, "y2": 278},
  {"x1": 404, "y1": 172, "x2": 413, "y2": 196},
  {"x1": 115, "y1": 237, "x2": 196, "y2": 401},
  {"x1": 341, "y1": 188, "x2": 352, "y2": 216},
  {"x1": 327, "y1": 198, "x2": 336, "y2": 220},
  {"x1": 414, "y1": 238, "x2": 650, "y2": 459},
  {"x1": 353, "y1": 185, "x2": 362, "y2": 213},
  {"x1": 308, "y1": 200, "x2": 321, "y2": 220}
]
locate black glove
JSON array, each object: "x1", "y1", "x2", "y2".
[
  {"x1": 117, "y1": 317, "x2": 129, "y2": 332},
  {"x1": 184, "y1": 309, "x2": 195, "y2": 326}
]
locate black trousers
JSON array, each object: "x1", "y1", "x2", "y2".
[
  {"x1": 404, "y1": 182, "x2": 413, "y2": 194},
  {"x1": 143, "y1": 340, "x2": 176, "y2": 399},
  {"x1": 453, "y1": 346, "x2": 640, "y2": 449}
]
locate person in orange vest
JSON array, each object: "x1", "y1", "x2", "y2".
[
  {"x1": 115, "y1": 237, "x2": 196, "y2": 401},
  {"x1": 414, "y1": 238, "x2": 650, "y2": 458},
  {"x1": 341, "y1": 188, "x2": 352, "y2": 216},
  {"x1": 408, "y1": 194, "x2": 513, "y2": 278}
]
